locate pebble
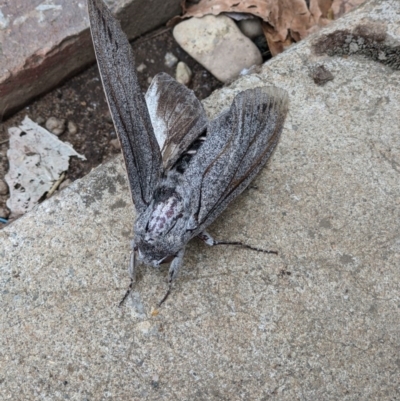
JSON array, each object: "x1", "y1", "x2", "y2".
[
  {"x1": 137, "y1": 63, "x2": 146, "y2": 72},
  {"x1": 110, "y1": 138, "x2": 121, "y2": 150},
  {"x1": 67, "y1": 121, "x2": 78, "y2": 135},
  {"x1": 164, "y1": 52, "x2": 178, "y2": 68},
  {"x1": 58, "y1": 178, "x2": 72, "y2": 191},
  {"x1": 35, "y1": 116, "x2": 45, "y2": 125},
  {"x1": 175, "y1": 62, "x2": 192, "y2": 86},
  {"x1": 238, "y1": 18, "x2": 263, "y2": 39},
  {"x1": 0, "y1": 206, "x2": 10, "y2": 218},
  {"x1": 104, "y1": 110, "x2": 113, "y2": 123},
  {"x1": 310, "y1": 65, "x2": 334, "y2": 86},
  {"x1": 0, "y1": 179, "x2": 9, "y2": 195},
  {"x1": 173, "y1": 15, "x2": 262, "y2": 83},
  {"x1": 45, "y1": 117, "x2": 66, "y2": 136}
]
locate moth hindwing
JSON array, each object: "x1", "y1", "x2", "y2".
[{"x1": 88, "y1": 0, "x2": 289, "y2": 306}]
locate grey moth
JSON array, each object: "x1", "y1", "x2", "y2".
[{"x1": 87, "y1": 0, "x2": 289, "y2": 306}]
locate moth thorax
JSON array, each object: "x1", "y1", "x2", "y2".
[{"x1": 145, "y1": 195, "x2": 183, "y2": 241}]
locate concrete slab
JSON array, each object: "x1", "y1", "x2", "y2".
[
  {"x1": 1, "y1": 0, "x2": 400, "y2": 399},
  {"x1": 0, "y1": 0, "x2": 181, "y2": 118}
]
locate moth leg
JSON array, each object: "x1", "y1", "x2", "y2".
[
  {"x1": 158, "y1": 247, "x2": 185, "y2": 307},
  {"x1": 118, "y1": 241, "x2": 137, "y2": 307},
  {"x1": 197, "y1": 230, "x2": 278, "y2": 255},
  {"x1": 128, "y1": 240, "x2": 137, "y2": 282},
  {"x1": 197, "y1": 230, "x2": 216, "y2": 246}
]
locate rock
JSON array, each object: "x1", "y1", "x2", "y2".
[
  {"x1": 45, "y1": 117, "x2": 66, "y2": 136},
  {"x1": 0, "y1": 206, "x2": 10, "y2": 218},
  {"x1": 164, "y1": 52, "x2": 178, "y2": 68},
  {"x1": 238, "y1": 18, "x2": 263, "y2": 39},
  {"x1": 175, "y1": 61, "x2": 192, "y2": 85},
  {"x1": 0, "y1": 179, "x2": 9, "y2": 195},
  {"x1": 35, "y1": 116, "x2": 45, "y2": 125},
  {"x1": 104, "y1": 110, "x2": 113, "y2": 124},
  {"x1": 137, "y1": 63, "x2": 146, "y2": 72},
  {"x1": 58, "y1": 178, "x2": 72, "y2": 191},
  {"x1": 110, "y1": 138, "x2": 121, "y2": 150},
  {"x1": 67, "y1": 121, "x2": 78, "y2": 135},
  {"x1": 0, "y1": 0, "x2": 182, "y2": 119},
  {"x1": 5, "y1": 116, "x2": 85, "y2": 216},
  {"x1": 173, "y1": 15, "x2": 262, "y2": 83},
  {"x1": 309, "y1": 64, "x2": 335, "y2": 85}
]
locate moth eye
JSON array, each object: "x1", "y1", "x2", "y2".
[{"x1": 145, "y1": 234, "x2": 154, "y2": 243}]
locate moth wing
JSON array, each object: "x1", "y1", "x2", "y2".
[
  {"x1": 88, "y1": 0, "x2": 162, "y2": 212},
  {"x1": 145, "y1": 73, "x2": 208, "y2": 170},
  {"x1": 184, "y1": 86, "x2": 289, "y2": 228}
]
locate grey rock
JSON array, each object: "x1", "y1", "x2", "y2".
[
  {"x1": 175, "y1": 61, "x2": 192, "y2": 85},
  {"x1": 1, "y1": 1, "x2": 400, "y2": 399},
  {"x1": 45, "y1": 117, "x2": 66, "y2": 136},
  {"x1": 309, "y1": 64, "x2": 335, "y2": 85},
  {"x1": 238, "y1": 18, "x2": 263, "y2": 39},
  {"x1": 173, "y1": 14, "x2": 263, "y2": 82}
]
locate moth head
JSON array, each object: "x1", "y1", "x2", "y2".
[{"x1": 135, "y1": 242, "x2": 176, "y2": 268}]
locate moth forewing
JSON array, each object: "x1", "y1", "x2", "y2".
[
  {"x1": 182, "y1": 86, "x2": 289, "y2": 230},
  {"x1": 88, "y1": 0, "x2": 162, "y2": 212}
]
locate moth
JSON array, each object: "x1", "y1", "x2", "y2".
[{"x1": 88, "y1": 0, "x2": 289, "y2": 306}]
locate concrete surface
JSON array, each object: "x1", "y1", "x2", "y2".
[
  {"x1": 0, "y1": 0, "x2": 181, "y2": 118},
  {"x1": 1, "y1": 0, "x2": 400, "y2": 399}
]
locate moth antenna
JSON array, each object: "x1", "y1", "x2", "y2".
[
  {"x1": 198, "y1": 231, "x2": 277, "y2": 255},
  {"x1": 118, "y1": 279, "x2": 134, "y2": 308},
  {"x1": 158, "y1": 286, "x2": 171, "y2": 307},
  {"x1": 213, "y1": 240, "x2": 278, "y2": 255}
]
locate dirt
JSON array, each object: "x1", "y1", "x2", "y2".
[{"x1": 0, "y1": 27, "x2": 222, "y2": 224}]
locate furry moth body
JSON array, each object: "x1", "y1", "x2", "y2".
[{"x1": 88, "y1": 0, "x2": 289, "y2": 305}]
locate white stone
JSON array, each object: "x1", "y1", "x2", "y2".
[
  {"x1": 136, "y1": 63, "x2": 146, "y2": 72},
  {"x1": 175, "y1": 61, "x2": 192, "y2": 85},
  {"x1": 67, "y1": 121, "x2": 78, "y2": 135},
  {"x1": 238, "y1": 18, "x2": 263, "y2": 39},
  {"x1": 164, "y1": 52, "x2": 178, "y2": 68},
  {"x1": 173, "y1": 15, "x2": 262, "y2": 83},
  {"x1": 45, "y1": 116, "x2": 66, "y2": 136}
]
